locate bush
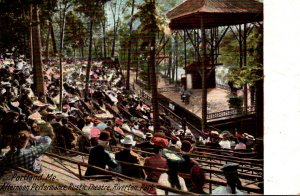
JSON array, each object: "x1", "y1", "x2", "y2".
[{"x1": 228, "y1": 96, "x2": 243, "y2": 110}]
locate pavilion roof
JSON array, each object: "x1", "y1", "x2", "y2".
[{"x1": 166, "y1": 0, "x2": 263, "y2": 29}]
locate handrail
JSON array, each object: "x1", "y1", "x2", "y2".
[
  {"x1": 111, "y1": 145, "x2": 263, "y2": 167},
  {"x1": 55, "y1": 145, "x2": 262, "y2": 169},
  {"x1": 139, "y1": 89, "x2": 205, "y2": 134},
  {"x1": 50, "y1": 147, "x2": 262, "y2": 193},
  {"x1": 207, "y1": 105, "x2": 256, "y2": 120},
  {"x1": 44, "y1": 152, "x2": 198, "y2": 195},
  {"x1": 53, "y1": 146, "x2": 263, "y2": 179},
  {"x1": 195, "y1": 146, "x2": 258, "y2": 156}
]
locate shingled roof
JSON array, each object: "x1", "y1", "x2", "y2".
[{"x1": 167, "y1": 0, "x2": 263, "y2": 29}]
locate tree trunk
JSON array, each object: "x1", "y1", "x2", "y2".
[
  {"x1": 32, "y1": 3, "x2": 45, "y2": 97},
  {"x1": 73, "y1": 47, "x2": 76, "y2": 60},
  {"x1": 45, "y1": 20, "x2": 51, "y2": 62},
  {"x1": 149, "y1": 33, "x2": 159, "y2": 132},
  {"x1": 85, "y1": 18, "x2": 94, "y2": 100},
  {"x1": 147, "y1": 58, "x2": 151, "y2": 90},
  {"x1": 102, "y1": 20, "x2": 107, "y2": 58},
  {"x1": 29, "y1": 4, "x2": 34, "y2": 85},
  {"x1": 49, "y1": 17, "x2": 58, "y2": 54},
  {"x1": 81, "y1": 46, "x2": 84, "y2": 59},
  {"x1": 59, "y1": 4, "x2": 67, "y2": 111},
  {"x1": 135, "y1": 40, "x2": 139, "y2": 81},
  {"x1": 126, "y1": 0, "x2": 135, "y2": 90}
]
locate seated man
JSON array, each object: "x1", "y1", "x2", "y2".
[
  {"x1": 136, "y1": 133, "x2": 154, "y2": 150},
  {"x1": 85, "y1": 131, "x2": 118, "y2": 176},
  {"x1": 0, "y1": 130, "x2": 52, "y2": 174},
  {"x1": 115, "y1": 135, "x2": 145, "y2": 179}
]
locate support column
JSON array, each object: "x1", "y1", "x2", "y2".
[
  {"x1": 243, "y1": 23, "x2": 248, "y2": 112},
  {"x1": 184, "y1": 30, "x2": 187, "y2": 90},
  {"x1": 201, "y1": 17, "x2": 207, "y2": 131}
]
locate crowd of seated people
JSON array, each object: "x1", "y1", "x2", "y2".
[{"x1": 0, "y1": 48, "x2": 262, "y2": 195}]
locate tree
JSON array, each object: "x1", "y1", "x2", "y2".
[
  {"x1": 32, "y1": 2, "x2": 46, "y2": 97},
  {"x1": 65, "y1": 11, "x2": 86, "y2": 59},
  {"x1": 57, "y1": 0, "x2": 73, "y2": 110},
  {"x1": 125, "y1": 0, "x2": 135, "y2": 90},
  {"x1": 76, "y1": 0, "x2": 110, "y2": 99},
  {"x1": 134, "y1": 0, "x2": 170, "y2": 132},
  {"x1": 220, "y1": 25, "x2": 263, "y2": 137},
  {"x1": 109, "y1": 0, "x2": 125, "y2": 57}
]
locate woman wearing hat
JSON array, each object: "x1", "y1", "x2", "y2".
[
  {"x1": 189, "y1": 164, "x2": 207, "y2": 194},
  {"x1": 212, "y1": 163, "x2": 244, "y2": 195},
  {"x1": 156, "y1": 157, "x2": 188, "y2": 195}
]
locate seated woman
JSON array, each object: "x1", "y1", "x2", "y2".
[
  {"x1": 156, "y1": 156, "x2": 188, "y2": 195},
  {"x1": 189, "y1": 164, "x2": 206, "y2": 194},
  {"x1": 212, "y1": 163, "x2": 244, "y2": 195}
]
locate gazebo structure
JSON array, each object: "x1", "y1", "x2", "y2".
[{"x1": 166, "y1": 0, "x2": 263, "y2": 136}]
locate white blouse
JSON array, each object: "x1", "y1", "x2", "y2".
[{"x1": 156, "y1": 173, "x2": 187, "y2": 195}]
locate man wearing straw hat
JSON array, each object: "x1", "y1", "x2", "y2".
[{"x1": 115, "y1": 135, "x2": 144, "y2": 179}]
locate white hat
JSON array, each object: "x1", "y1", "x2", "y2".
[
  {"x1": 185, "y1": 129, "x2": 192, "y2": 136},
  {"x1": 120, "y1": 135, "x2": 136, "y2": 146},
  {"x1": 211, "y1": 131, "x2": 219, "y2": 135}
]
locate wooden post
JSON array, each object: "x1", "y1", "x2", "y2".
[
  {"x1": 184, "y1": 30, "x2": 187, "y2": 90},
  {"x1": 78, "y1": 164, "x2": 82, "y2": 179},
  {"x1": 243, "y1": 23, "x2": 248, "y2": 112},
  {"x1": 201, "y1": 16, "x2": 207, "y2": 131}
]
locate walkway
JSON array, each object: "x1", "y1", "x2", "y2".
[{"x1": 130, "y1": 71, "x2": 248, "y2": 118}]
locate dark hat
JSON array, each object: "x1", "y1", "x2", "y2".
[
  {"x1": 16, "y1": 130, "x2": 30, "y2": 145},
  {"x1": 181, "y1": 140, "x2": 193, "y2": 152},
  {"x1": 99, "y1": 131, "x2": 111, "y2": 141},
  {"x1": 162, "y1": 149, "x2": 185, "y2": 163},
  {"x1": 220, "y1": 163, "x2": 239, "y2": 174}
]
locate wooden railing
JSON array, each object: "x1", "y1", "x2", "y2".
[
  {"x1": 207, "y1": 105, "x2": 256, "y2": 120},
  {"x1": 216, "y1": 83, "x2": 231, "y2": 91},
  {"x1": 50, "y1": 147, "x2": 262, "y2": 194},
  {"x1": 44, "y1": 152, "x2": 198, "y2": 195},
  {"x1": 138, "y1": 89, "x2": 206, "y2": 135}
]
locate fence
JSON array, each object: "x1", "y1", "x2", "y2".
[{"x1": 207, "y1": 105, "x2": 256, "y2": 120}]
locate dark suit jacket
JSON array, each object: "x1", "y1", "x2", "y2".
[
  {"x1": 85, "y1": 145, "x2": 118, "y2": 176},
  {"x1": 115, "y1": 149, "x2": 145, "y2": 179}
]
